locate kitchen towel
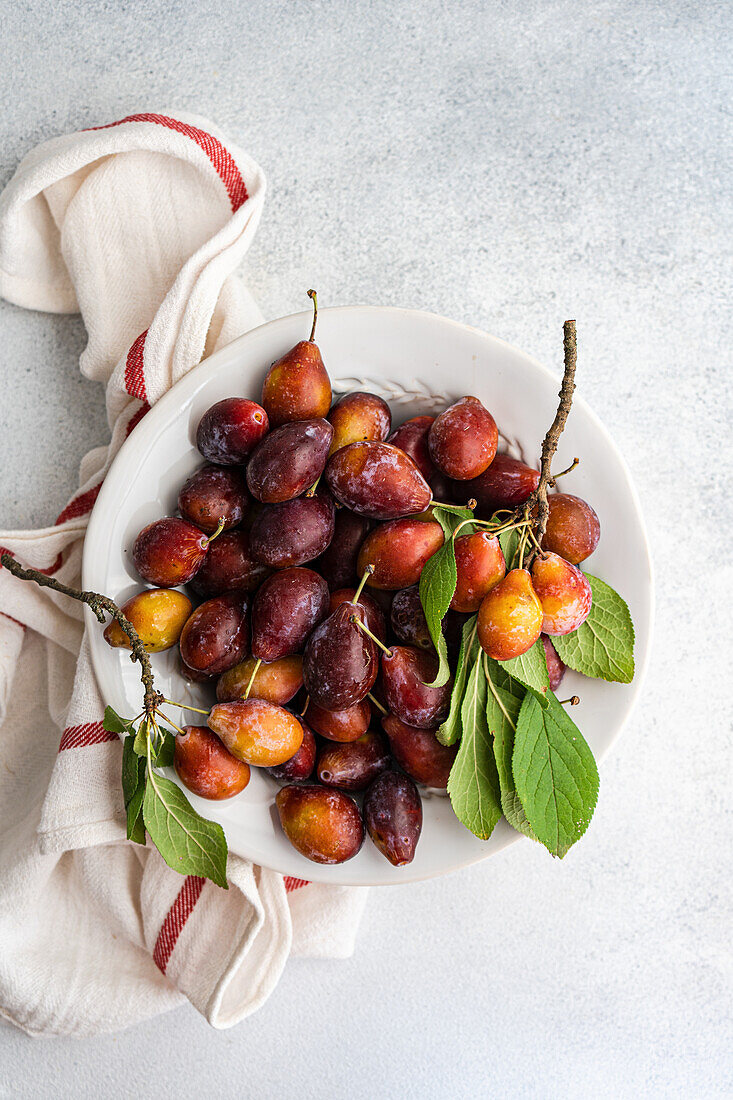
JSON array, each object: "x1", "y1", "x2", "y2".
[{"x1": 0, "y1": 111, "x2": 367, "y2": 1038}]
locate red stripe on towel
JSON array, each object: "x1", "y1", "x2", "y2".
[
  {"x1": 124, "y1": 329, "x2": 148, "y2": 402},
  {"x1": 1, "y1": 479, "x2": 103, "y2": 580},
  {"x1": 39, "y1": 553, "x2": 64, "y2": 574},
  {"x1": 86, "y1": 113, "x2": 249, "y2": 212},
  {"x1": 153, "y1": 875, "x2": 206, "y2": 973},
  {"x1": 59, "y1": 721, "x2": 118, "y2": 751},
  {"x1": 284, "y1": 876, "x2": 310, "y2": 893},
  {"x1": 0, "y1": 545, "x2": 63, "y2": 577},
  {"x1": 55, "y1": 482, "x2": 103, "y2": 526},
  {"x1": 0, "y1": 611, "x2": 27, "y2": 630},
  {"x1": 126, "y1": 400, "x2": 151, "y2": 437}
]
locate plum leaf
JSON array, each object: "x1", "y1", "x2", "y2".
[
  {"x1": 499, "y1": 638, "x2": 550, "y2": 702},
  {"x1": 418, "y1": 539, "x2": 457, "y2": 688},
  {"x1": 153, "y1": 728, "x2": 176, "y2": 769},
  {"x1": 121, "y1": 734, "x2": 146, "y2": 845},
  {"x1": 512, "y1": 692, "x2": 599, "y2": 858},
  {"x1": 143, "y1": 771, "x2": 228, "y2": 888},
  {"x1": 437, "y1": 614, "x2": 478, "y2": 746},
  {"x1": 498, "y1": 527, "x2": 523, "y2": 570},
  {"x1": 552, "y1": 573, "x2": 634, "y2": 683},
  {"x1": 484, "y1": 669, "x2": 537, "y2": 842},
  {"x1": 103, "y1": 705, "x2": 135, "y2": 734},
  {"x1": 419, "y1": 505, "x2": 475, "y2": 689},
  {"x1": 447, "y1": 651, "x2": 502, "y2": 840}
]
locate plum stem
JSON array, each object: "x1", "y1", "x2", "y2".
[
  {"x1": 352, "y1": 565, "x2": 374, "y2": 603},
  {"x1": 431, "y1": 500, "x2": 476, "y2": 516},
  {"x1": 450, "y1": 517, "x2": 475, "y2": 540},
  {"x1": 243, "y1": 658, "x2": 262, "y2": 700},
  {"x1": 522, "y1": 320, "x2": 577, "y2": 547},
  {"x1": 0, "y1": 551, "x2": 161, "y2": 715},
  {"x1": 203, "y1": 517, "x2": 226, "y2": 546},
  {"x1": 349, "y1": 614, "x2": 393, "y2": 657},
  {"x1": 163, "y1": 699, "x2": 211, "y2": 716},
  {"x1": 483, "y1": 653, "x2": 518, "y2": 730},
  {"x1": 454, "y1": 512, "x2": 530, "y2": 540},
  {"x1": 305, "y1": 473, "x2": 322, "y2": 498},
  {"x1": 367, "y1": 692, "x2": 387, "y2": 715},
  {"x1": 486, "y1": 517, "x2": 526, "y2": 537},
  {"x1": 300, "y1": 695, "x2": 310, "y2": 718},
  {"x1": 517, "y1": 527, "x2": 529, "y2": 570},
  {"x1": 158, "y1": 711, "x2": 187, "y2": 737},
  {"x1": 560, "y1": 696, "x2": 581, "y2": 706},
  {"x1": 525, "y1": 524, "x2": 548, "y2": 560},
  {"x1": 307, "y1": 289, "x2": 318, "y2": 341}
]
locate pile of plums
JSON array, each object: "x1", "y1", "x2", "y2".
[{"x1": 107, "y1": 298, "x2": 599, "y2": 867}]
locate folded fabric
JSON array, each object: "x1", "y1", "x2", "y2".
[{"x1": 0, "y1": 111, "x2": 366, "y2": 1038}]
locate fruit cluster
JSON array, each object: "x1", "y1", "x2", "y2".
[{"x1": 107, "y1": 295, "x2": 603, "y2": 869}]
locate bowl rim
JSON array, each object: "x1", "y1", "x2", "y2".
[{"x1": 83, "y1": 304, "x2": 655, "y2": 885}]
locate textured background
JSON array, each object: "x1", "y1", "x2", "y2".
[{"x1": 0, "y1": 1, "x2": 731, "y2": 1097}]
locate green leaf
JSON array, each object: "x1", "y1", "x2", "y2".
[
  {"x1": 418, "y1": 538, "x2": 458, "y2": 688},
  {"x1": 432, "y1": 503, "x2": 476, "y2": 544},
  {"x1": 512, "y1": 693, "x2": 599, "y2": 858},
  {"x1": 447, "y1": 651, "x2": 502, "y2": 840},
  {"x1": 133, "y1": 716, "x2": 150, "y2": 757},
  {"x1": 485, "y1": 673, "x2": 537, "y2": 841},
  {"x1": 121, "y1": 734, "x2": 141, "y2": 802},
  {"x1": 153, "y1": 729, "x2": 176, "y2": 769},
  {"x1": 436, "y1": 615, "x2": 478, "y2": 746},
  {"x1": 499, "y1": 639, "x2": 550, "y2": 700},
  {"x1": 104, "y1": 705, "x2": 135, "y2": 734},
  {"x1": 143, "y1": 771, "x2": 228, "y2": 888},
  {"x1": 431, "y1": 501, "x2": 475, "y2": 523},
  {"x1": 126, "y1": 782, "x2": 147, "y2": 845},
  {"x1": 551, "y1": 574, "x2": 635, "y2": 683},
  {"x1": 484, "y1": 656, "x2": 526, "y2": 700},
  {"x1": 498, "y1": 527, "x2": 523, "y2": 570},
  {"x1": 418, "y1": 502, "x2": 477, "y2": 688},
  {"x1": 121, "y1": 735, "x2": 146, "y2": 845}
]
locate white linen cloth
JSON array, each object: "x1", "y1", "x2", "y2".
[{"x1": 0, "y1": 111, "x2": 367, "y2": 1037}]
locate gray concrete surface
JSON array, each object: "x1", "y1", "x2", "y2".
[{"x1": 0, "y1": 1, "x2": 731, "y2": 1097}]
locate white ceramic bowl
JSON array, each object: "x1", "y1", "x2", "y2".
[{"x1": 83, "y1": 306, "x2": 653, "y2": 885}]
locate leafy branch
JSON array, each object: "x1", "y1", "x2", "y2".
[
  {"x1": 416, "y1": 324, "x2": 580, "y2": 686},
  {"x1": 0, "y1": 551, "x2": 228, "y2": 887},
  {"x1": 421, "y1": 320, "x2": 634, "y2": 859},
  {"x1": 1, "y1": 552, "x2": 161, "y2": 715}
]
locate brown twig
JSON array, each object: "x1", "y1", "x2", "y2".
[
  {"x1": 522, "y1": 320, "x2": 577, "y2": 546},
  {"x1": 0, "y1": 552, "x2": 161, "y2": 714},
  {"x1": 549, "y1": 457, "x2": 579, "y2": 486}
]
